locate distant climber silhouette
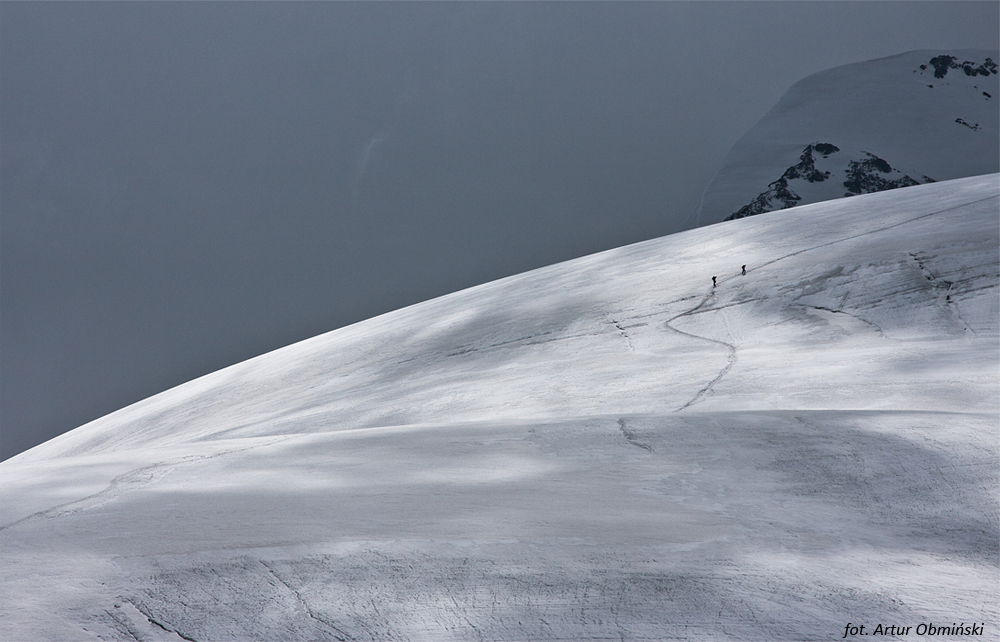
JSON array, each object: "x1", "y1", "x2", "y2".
[
  {"x1": 742, "y1": 265, "x2": 747, "y2": 275},
  {"x1": 712, "y1": 276, "x2": 717, "y2": 287}
]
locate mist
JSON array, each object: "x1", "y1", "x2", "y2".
[{"x1": 2, "y1": 1, "x2": 997, "y2": 459}]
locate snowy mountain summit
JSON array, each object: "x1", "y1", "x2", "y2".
[{"x1": 696, "y1": 50, "x2": 999, "y2": 224}]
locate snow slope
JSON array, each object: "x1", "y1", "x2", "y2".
[
  {"x1": 696, "y1": 50, "x2": 999, "y2": 225},
  {"x1": 1, "y1": 176, "x2": 997, "y2": 641}
]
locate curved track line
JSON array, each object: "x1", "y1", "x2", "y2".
[
  {"x1": 0, "y1": 437, "x2": 293, "y2": 533},
  {"x1": 665, "y1": 289, "x2": 738, "y2": 411},
  {"x1": 663, "y1": 193, "x2": 996, "y2": 411}
]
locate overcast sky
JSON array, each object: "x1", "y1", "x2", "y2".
[{"x1": 2, "y1": 2, "x2": 997, "y2": 460}]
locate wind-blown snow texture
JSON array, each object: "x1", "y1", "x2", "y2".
[
  {"x1": 696, "y1": 50, "x2": 999, "y2": 225},
  {"x1": 1, "y1": 176, "x2": 998, "y2": 641}
]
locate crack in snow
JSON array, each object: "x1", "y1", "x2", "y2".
[
  {"x1": 610, "y1": 320, "x2": 635, "y2": 352},
  {"x1": 259, "y1": 560, "x2": 355, "y2": 641},
  {"x1": 749, "y1": 194, "x2": 998, "y2": 276},
  {"x1": 791, "y1": 303, "x2": 886, "y2": 337},
  {"x1": 908, "y1": 252, "x2": 980, "y2": 335},
  {"x1": 447, "y1": 329, "x2": 609, "y2": 357},
  {"x1": 617, "y1": 418, "x2": 652, "y2": 452},
  {"x1": 131, "y1": 601, "x2": 199, "y2": 642}
]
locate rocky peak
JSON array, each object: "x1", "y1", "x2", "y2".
[{"x1": 724, "y1": 144, "x2": 933, "y2": 221}]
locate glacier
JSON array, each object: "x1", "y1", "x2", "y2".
[{"x1": 0, "y1": 175, "x2": 997, "y2": 641}]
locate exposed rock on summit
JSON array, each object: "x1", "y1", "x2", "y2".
[
  {"x1": 725, "y1": 144, "x2": 933, "y2": 221},
  {"x1": 923, "y1": 55, "x2": 997, "y2": 79},
  {"x1": 842, "y1": 152, "x2": 927, "y2": 196}
]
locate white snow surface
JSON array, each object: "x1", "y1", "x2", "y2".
[
  {"x1": 696, "y1": 50, "x2": 999, "y2": 225},
  {"x1": 1, "y1": 176, "x2": 998, "y2": 641}
]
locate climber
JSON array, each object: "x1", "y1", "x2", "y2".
[
  {"x1": 712, "y1": 276, "x2": 717, "y2": 287},
  {"x1": 742, "y1": 265, "x2": 747, "y2": 275}
]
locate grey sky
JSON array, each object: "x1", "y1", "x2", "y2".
[{"x1": 2, "y1": 2, "x2": 997, "y2": 460}]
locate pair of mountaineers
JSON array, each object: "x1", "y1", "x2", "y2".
[{"x1": 712, "y1": 265, "x2": 747, "y2": 287}]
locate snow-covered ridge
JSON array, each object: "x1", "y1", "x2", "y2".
[
  {"x1": 697, "y1": 50, "x2": 999, "y2": 224},
  {"x1": 15, "y1": 176, "x2": 998, "y2": 461},
  {"x1": 1, "y1": 176, "x2": 997, "y2": 641}
]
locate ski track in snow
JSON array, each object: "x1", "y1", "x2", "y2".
[
  {"x1": 662, "y1": 192, "x2": 998, "y2": 410},
  {"x1": 748, "y1": 194, "x2": 998, "y2": 275},
  {"x1": 665, "y1": 287, "x2": 739, "y2": 411},
  {"x1": 0, "y1": 436, "x2": 294, "y2": 534},
  {"x1": 1, "y1": 176, "x2": 997, "y2": 642}
]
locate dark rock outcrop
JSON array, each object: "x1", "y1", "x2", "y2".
[
  {"x1": 956, "y1": 118, "x2": 981, "y2": 131},
  {"x1": 724, "y1": 144, "x2": 933, "y2": 221},
  {"x1": 923, "y1": 56, "x2": 998, "y2": 79},
  {"x1": 724, "y1": 144, "x2": 840, "y2": 220},
  {"x1": 842, "y1": 152, "x2": 930, "y2": 197}
]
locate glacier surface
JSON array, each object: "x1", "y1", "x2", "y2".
[{"x1": 1, "y1": 176, "x2": 997, "y2": 641}]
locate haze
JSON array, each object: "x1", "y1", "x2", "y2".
[{"x1": 2, "y1": 1, "x2": 997, "y2": 460}]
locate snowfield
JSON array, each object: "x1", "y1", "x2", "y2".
[{"x1": 1, "y1": 175, "x2": 997, "y2": 641}]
